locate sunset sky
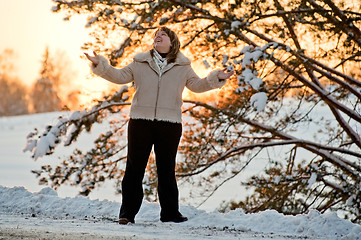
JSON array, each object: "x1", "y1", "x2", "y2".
[
  {"x1": 0, "y1": 0, "x2": 111, "y2": 101},
  {"x1": 0, "y1": 0, "x2": 216, "y2": 105}
]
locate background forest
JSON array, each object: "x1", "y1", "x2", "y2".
[
  {"x1": 6, "y1": 0, "x2": 361, "y2": 224},
  {"x1": 0, "y1": 47, "x2": 80, "y2": 115}
]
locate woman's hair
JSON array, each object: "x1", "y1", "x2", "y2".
[{"x1": 152, "y1": 26, "x2": 180, "y2": 63}]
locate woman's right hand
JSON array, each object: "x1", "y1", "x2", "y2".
[{"x1": 84, "y1": 51, "x2": 99, "y2": 66}]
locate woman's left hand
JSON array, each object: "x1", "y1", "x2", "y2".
[{"x1": 218, "y1": 68, "x2": 235, "y2": 81}]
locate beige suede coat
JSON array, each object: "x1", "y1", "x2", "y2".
[{"x1": 91, "y1": 50, "x2": 225, "y2": 123}]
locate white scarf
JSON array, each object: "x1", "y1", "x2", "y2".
[{"x1": 153, "y1": 50, "x2": 168, "y2": 72}]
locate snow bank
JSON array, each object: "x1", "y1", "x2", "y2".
[{"x1": 1, "y1": 186, "x2": 360, "y2": 239}]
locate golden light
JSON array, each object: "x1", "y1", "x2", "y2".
[{"x1": 182, "y1": 60, "x2": 222, "y2": 102}]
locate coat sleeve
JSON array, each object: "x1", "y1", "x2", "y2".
[
  {"x1": 185, "y1": 66, "x2": 226, "y2": 93},
  {"x1": 91, "y1": 55, "x2": 134, "y2": 84}
]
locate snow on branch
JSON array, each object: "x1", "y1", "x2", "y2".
[
  {"x1": 24, "y1": 86, "x2": 131, "y2": 160},
  {"x1": 183, "y1": 100, "x2": 361, "y2": 175},
  {"x1": 232, "y1": 42, "x2": 283, "y2": 112}
]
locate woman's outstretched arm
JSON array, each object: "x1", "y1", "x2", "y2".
[
  {"x1": 84, "y1": 51, "x2": 134, "y2": 85},
  {"x1": 186, "y1": 67, "x2": 234, "y2": 93}
]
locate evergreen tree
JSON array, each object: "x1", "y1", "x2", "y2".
[
  {"x1": 31, "y1": 78, "x2": 62, "y2": 113},
  {"x1": 31, "y1": 47, "x2": 78, "y2": 112}
]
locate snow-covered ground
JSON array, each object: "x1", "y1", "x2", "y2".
[
  {"x1": 1, "y1": 112, "x2": 361, "y2": 239},
  {"x1": 1, "y1": 186, "x2": 361, "y2": 239}
]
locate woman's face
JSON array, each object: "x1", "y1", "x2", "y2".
[{"x1": 154, "y1": 30, "x2": 171, "y2": 53}]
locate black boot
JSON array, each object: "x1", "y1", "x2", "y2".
[{"x1": 160, "y1": 214, "x2": 188, "y2": 223}]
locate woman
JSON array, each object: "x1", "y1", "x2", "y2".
[{"x1": 85, "y1": 27, "x2": 234, "y2": 224}]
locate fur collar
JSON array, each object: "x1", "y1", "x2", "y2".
[{"x1": 133, "y1": 50, "x2": 191, "y2": 66}]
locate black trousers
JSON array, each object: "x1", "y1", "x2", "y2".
[{"x1": 119, "y1": 118, "x2": 182, "y2": 221}]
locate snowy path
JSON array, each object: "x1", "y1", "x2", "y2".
[
  {"x1": 0, "y1": 213, "x2": 321, "y2": 240},
  {"x1": 1, "y1": 186, "x2": 360, "y2": 239}
]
